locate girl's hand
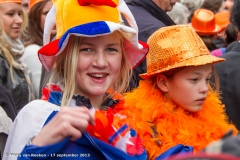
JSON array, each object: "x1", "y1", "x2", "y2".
[{"x1": 31, "y1": 107, "x2": 95, "y2": 146}]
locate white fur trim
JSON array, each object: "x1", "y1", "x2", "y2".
[
  {"x1": 118, "y1": 0, "x2": 138, "y2": 32},
  {"x1": 43, "y1": 5, "x2": 56, "y2": 45}
]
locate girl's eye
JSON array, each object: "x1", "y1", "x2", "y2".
[
  {"x1": 7, "y1": 13, "x2": 14, "y2": 16},
  {"x1": 206, "y1": 78, "x2": 211, "y2": 83},
  {"x1": 79, "y1": 48, "x2": 92, "y2": 52},
  {"x1": 190, "y1": 78, "x2": 198, "y2": 82},
  {"x1": 42, "y1": 11, "x2": 49, "y2": 16},
  {"x1": 106, "y1": 48, "x2": 119, "y2": 52}
]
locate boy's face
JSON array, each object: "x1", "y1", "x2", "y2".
[{"x1": 162, "y1": 64, "x2": 213, "y2": 112}]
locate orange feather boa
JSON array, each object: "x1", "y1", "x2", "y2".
[{"x1": 115, "y1": 80, "x2": 238, "y2": 159}]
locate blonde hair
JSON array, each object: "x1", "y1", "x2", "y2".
[
  {"x1": 0, "y1": 22, "x2": 18, "y2": 82},
  {"x1": 49, "y1": 31, "x2": 132, "y2": 106}
]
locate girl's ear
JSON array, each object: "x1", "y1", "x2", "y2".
[{"x1": 156, "y1": 74, "x2": 169, "y2": 92}]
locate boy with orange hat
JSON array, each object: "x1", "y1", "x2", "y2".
[{"x1": 122, "y1": 25, "x2": 238, "y2": 159}]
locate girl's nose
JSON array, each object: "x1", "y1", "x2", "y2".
[
  {"x1": 15, "y1": 14, "x2": 23, "y2": 24},
  {"x1": 92, "y1": 51, "x2": 108, "y2": 68},
  {"x1": 200, "y1": 82, "x2": 209, "y2": 94}
]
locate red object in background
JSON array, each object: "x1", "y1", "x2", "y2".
[{"x1": 78, "y1": 0, "x2": 117, "y2": 7}]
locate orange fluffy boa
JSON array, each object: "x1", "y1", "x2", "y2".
[{"x1": 115, "y1": 80, "x2": 238, "y2": 159}]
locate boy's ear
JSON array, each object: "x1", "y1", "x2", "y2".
[{"x1": 156, "y1": 74, "x2": 169, "y2": 92}]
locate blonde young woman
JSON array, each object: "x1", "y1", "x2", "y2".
[
  {"x1": 0, "y1": 0, "x2": 34, "y2": 112},
  {"x1": 122, "y1": 25, "x2": 238, "y2": 159},
  {"x1": 3, "y1": 0, "x2": 149, "y2": 159}
]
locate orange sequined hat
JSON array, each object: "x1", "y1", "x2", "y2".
[
  {"x1": 215, "y1": 11, "x2": 230, "y2": 31},
  {"x1": 191, "y1": 9, "x2": 221, "y2": 36},
  {"x1": 29, "y1": 0, "x2": 44, "y2": 9},
  {"x1": 0, "y1": 0, "x2": 21, "y2": 3},
  {"x1": 140, "y1": 25, "x2": 225, "y2": 79}
]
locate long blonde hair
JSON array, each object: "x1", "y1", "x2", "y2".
[
  {"x1": 0, "y1": 23, "x2": 20, "y2": 82},
  {"x1": 49, "y1": 32, "x2": 132, "y2": 106}
]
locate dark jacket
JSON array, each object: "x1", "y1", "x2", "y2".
[
  {"x1": 0, "y1": 84, "x2": 16, "y2": 121},
  {"x1": 214, "y1": 42, "x2": 240, "y2": 130},
  {"x1": 124, "y1": 0, "x2": 175, "y2": 90},
  {"x1": 0, "y1": 55, "x2": 29, "y2": 113}
]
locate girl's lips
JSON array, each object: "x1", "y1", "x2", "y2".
[
  {"x1": 198, "y1": 98, "x2": 206, "y2": 101},
  {"x1": 196, "y1": 97, "x2": 206, "y2": 104},
  {"x1": 89, "y1": 75, "x2": 108, "y2": 83},
  {"x1": 88, "y1": 73, "x2": 109, "y2": 83}
]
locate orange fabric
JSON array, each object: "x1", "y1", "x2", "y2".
[
  {"x1": 215, "y1": 11, "x2": 230, "y2": 30},
  {"x1": 191, "y1": 9, "x2": 221, "y2": 36},
  {"x1": 119, "y1": 80, "x2": 238, "y2": 159},
  {"x1": 0, "y1": 0, "x2": 21, "y2": 4},
  {"x1": 29, "y1": 0, "x2": 44, "y2": 9}
]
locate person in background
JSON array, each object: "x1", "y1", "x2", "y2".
[
  {"x1": 225, "y1": 23, "x2": 239, "y2": 47},
  {"x1": 213, "y1": 0, "x2": 240, "y2": 131},
  {"x1": 0, "y1": 0, "x2": 34, "y2": 112},
  {"x1": 124, "y1": 0, "x2": 177, "y2": 91},
  {"x1": 3, "y1": 0, "x2": 149, "y2": 159},
  {"x1": 21, "y1": 0, "x2": 29, "y2": 13},
  {"x1": 0, "y1": 22, "x2": 16, "y2": 160},
  {"x1": 0, "y1": 84, "x2": 16, "y2": 159},
  {"x1": 225, "y1": 0, "x2": 234, "y2": 10},
  {"x1": 180, "y1": 0, "x2": 204, "y2": 22},
  {"x1": 190, "y1": 9, "x2": 221, "y2": 51},
  {"x1": 21, "y1": 0, "x2": 55, "y2": 99},
  {"x1": 167, "y1": 2, "x2": 189, "y2": 25},
  {"x1": 201, "y1": 0, "x2": 226, "y2": 14},
  {"x1": 122, "y1": 25, "x2": 237, "y2": 160},
  {"x1": 213, "y1": 11, "x2": 230, "y2": 49},
  {"x1": 211, "y1": 22, "x2": 239, "y2": 57}
]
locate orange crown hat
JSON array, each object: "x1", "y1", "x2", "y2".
[
  {"x1": 0, "y1": 0, "x2": 21, "y2": 3},
  {"x1": 38, "y1": 0, "x2": 149, "y2": 71},
  {"x1": 191, "y1": 9, "x2": 221, "y2": 36},
  {"x1": 29, "y1": 0, "x2": 44, "y2": 9},
  {"x1": 140, "y1": 25, "x2": 225, "y2": 79},
  {"x1": 215, "y1": 11, "x2": 230, "y2": 31}
]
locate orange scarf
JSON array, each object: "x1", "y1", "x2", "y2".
[{"x1": 116, "y1": 80, "x2": 238, "y2": 160}]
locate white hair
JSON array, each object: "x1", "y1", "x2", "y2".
[
  {"x1": 167, "y1": 2, "x2": 189, "y2": 24},
  {"x1": 180, "y1": 0, "x2": 204, "y2": 13}
]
